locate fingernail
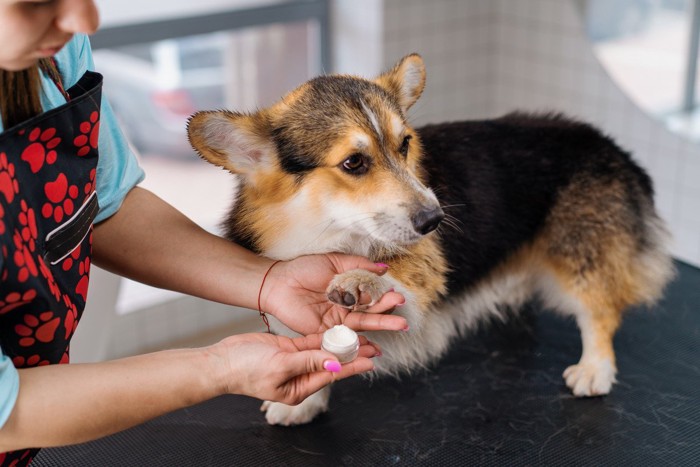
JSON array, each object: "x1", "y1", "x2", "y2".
[
  {"x1": 387, "y1": 287, "x2": 395, "y2": 293},
  {"x1": 375, "y1": 350, "x2": 382, "y2": 357},
  {"x1": 402, "y1": 325, "x2": 410, "y2": 332},
  {"x1": 375, "y1": 263, "x2": 389, "y2": 268},
  {"x1": 396, "y1": 301, "x2": 405, "y2": 307},
  {"x1": 324, "y1": 360, "x2": 342, "y2": 373}
]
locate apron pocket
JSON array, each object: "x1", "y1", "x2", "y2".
[{"x1": 44, "y1": 191, "x2": 99, "y2": 265}]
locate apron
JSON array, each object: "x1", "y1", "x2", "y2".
[{"x1": 0, "y1": 70, "x2": 102, "y2": 466}]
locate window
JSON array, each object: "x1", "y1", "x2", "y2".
[{"x1": 584, "y1": 0, "x2": 700, "y2": 139}]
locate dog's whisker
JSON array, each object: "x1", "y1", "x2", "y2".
[
  {"x1": 440, "y1": 218, "x2": 464, "y2": 235},
  {"x1": 444, "y1": 213, "x2": 465, "y2": 228}
]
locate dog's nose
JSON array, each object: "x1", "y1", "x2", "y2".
[{"x1": 411, "y1": 206, "x2": 445, "y2": 235}]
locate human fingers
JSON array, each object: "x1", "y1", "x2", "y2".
[
  {"x1": 328, "y1": 253, "x2": 390, "y2": 276},
  {"x1": 343, "y1": 310, "x2": 408, "y2": 332},
  {"x1": 288, "y1": 333, "x2": 323, "y2": 351},
  {"x1": 358, "y1": 342, "x2": 382, "y2": 358}
]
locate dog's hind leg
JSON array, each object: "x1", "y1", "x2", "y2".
[
  {"x1": 536, "y1": 254, "x2": 623, "y2": 396},
  {"x1": 558, "y1": 285, "x2": 622, "y2": 397},
  {"x1": 535, "y1": 175, "x2": 673, "y2": 397}
]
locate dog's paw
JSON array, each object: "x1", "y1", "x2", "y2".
[
  {"x1": 260, "y1": 393, "x2": 329, "y2": 426},
  {"x1": 326, "y1": 269, "x2": 391, "y2": 311},
  {"x1": 563, "y1": 359, "x2": 617, "y2": 397}
]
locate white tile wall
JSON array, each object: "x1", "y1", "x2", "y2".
[
  {"x1": 383, "y1": 0, "x2": 700, "y2": 267},
  {"x1": 383, "y1": 0, "x2": 497, "y2": 124}
]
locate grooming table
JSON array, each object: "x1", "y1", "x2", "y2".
[{"x1": 34, "y1": 261, "x2": 699, "y2": 466}]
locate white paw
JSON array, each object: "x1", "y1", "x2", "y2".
[
  {"x1": 563, "y1": 359, "x2": 617, "y2": 397},
  {"x1": 260, "y1": 390, "x2": 329, "y2": 426},
  {"x1": 326, "y1": 269, "x2": 391, "y2": 311}
]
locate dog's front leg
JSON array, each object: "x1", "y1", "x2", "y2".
[{"x1": 261, "y1": 385, "x2": 331, "y2": 426}]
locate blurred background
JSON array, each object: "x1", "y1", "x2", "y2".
[{"x1": 73, "y1": 0, "x2": 700, "y2": 363}]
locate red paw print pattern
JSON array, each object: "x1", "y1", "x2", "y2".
[
  {"x1": 75, "y1": 255, "x2": 91, "y2": 301},
  {"x1": 0, "y1": 289, "x2": 37, "y2": 315},
  {"x1": 14, "y1": 311, "x2": 60, "y2": 346},
  {"x1": 18, "y1": 199, "x2": 38, "y2": 251},
  {"x1": 42, "y1": 172, "x2": 79, "y2": 223},
  {"x1": 12, "y1": 228, "x2": 38, "y2": 283},
  {"x1": 61, "y1": 244, "x2": 82, "y2": 272},
  {"x1": 74, "y1": 111, "x2": 100, "y2": 156},
  {"x1": 84, "y1": 167, "x2": 96, "y2": 196},
  {"x1": 38, "y1": 256, "x2": 61, "y2": 302},
  {"x1": 12, "y1": 353, "x2": 50, "y2": 368},
  {"x1": 0, "y1": 152, "x2": 19, "y2": 204},
  {"x1": 62, "y1": 294, "x2": 79, "y2": 339},
  {"x1": 20, "y1": 127, "x2": 61, "y2": 173}
]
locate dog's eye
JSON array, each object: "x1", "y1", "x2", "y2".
[
  {"x1": 341, "y1": 153, "x2": 369, "y2": 175},
  {"x1": 399, "y1": 135, "x2": 412, "y2": 157}
]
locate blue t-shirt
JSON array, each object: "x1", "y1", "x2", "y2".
[{"x1": 0, "y1": 34, "x2": 145, "y2": 428}]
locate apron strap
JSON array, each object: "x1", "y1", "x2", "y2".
[{"x1": 39, "y1": 57, "x2": 71, "y2": 102}]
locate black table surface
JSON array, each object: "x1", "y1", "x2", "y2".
[{"x1": 34, "y1": 261, "x2": 699, "y2": 466}]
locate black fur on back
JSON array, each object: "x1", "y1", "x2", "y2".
[{"x1": 419, "y1": 112, "x2": 654, "y2": 296}]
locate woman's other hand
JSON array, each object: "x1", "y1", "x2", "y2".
[{"x1": 210, "y1": 332, "x2": 380, "y2": 405}]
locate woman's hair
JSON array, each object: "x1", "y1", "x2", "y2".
[{"x1": 0, "y1": 58, "x2": 59, "y2": 129}]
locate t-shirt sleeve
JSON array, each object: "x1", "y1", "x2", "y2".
[
  {"x1": 56, "y1": 34, "x2": 145, "y2": 223},
  {"x1": 0, "y1": 350, "x2": 19, "y2": 429}
]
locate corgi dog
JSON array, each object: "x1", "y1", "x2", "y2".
[{"x1": 187, "y1": 54, "x2": 675, "y2": 426}]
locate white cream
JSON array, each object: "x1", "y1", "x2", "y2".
[{"x1": 321, "y1": 325, "x2": 360, "y2": 363}]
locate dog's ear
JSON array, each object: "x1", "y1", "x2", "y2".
[
  {"x1": 375, "y1": 53, "x2": 426, "y2": 112},
  {"x1": 187, "y1": 110, "x2": 274, "y2": 175}
]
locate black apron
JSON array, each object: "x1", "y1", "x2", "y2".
[{"x1": 0, "y1": 70, "x2": 102, "y2": 466}]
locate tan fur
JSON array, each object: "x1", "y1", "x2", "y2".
[{"x1": 379, "y1": 238, "x2": 448, "y2": 310}]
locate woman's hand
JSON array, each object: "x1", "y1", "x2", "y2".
[
  {"x1": 260, "y1": 254, "x2": 408, "y2": 335},
  {"x1": 211, "y1": 332, "x2": 380, "y2": 405}
]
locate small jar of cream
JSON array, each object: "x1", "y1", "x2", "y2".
[{"x1": 321, "y1": 325, "x2": 360, "y2": 363}]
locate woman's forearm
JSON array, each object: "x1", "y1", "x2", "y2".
[
  {"x1": 92, "y1": 186, "x2": 272, "y2": 311},
  {"x1": 0, "y1": 347, "x2": 224, "y2": 451}
]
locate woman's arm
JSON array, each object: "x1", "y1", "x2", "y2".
[
  {"x1": 93, "y1": 186, "x2": 407, "y2": 333},
  {"x1": 0, "y1": 333, "x2": 378, "y2": 451},
  {"x1": 93, "y1": 186, "x2": 267, "y2": 311}
]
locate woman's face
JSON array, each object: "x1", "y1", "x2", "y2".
[{"x1": 0, "y1": 0, "x2": 99, "y2": 71}]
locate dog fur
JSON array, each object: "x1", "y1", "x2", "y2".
[{"x1": 187, "y1": 54, "x2": 675, "y2": 426}]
